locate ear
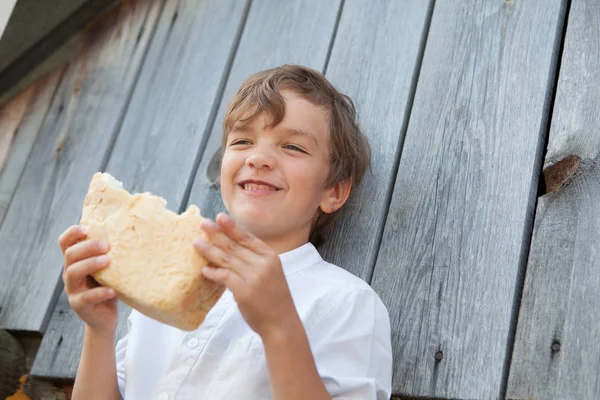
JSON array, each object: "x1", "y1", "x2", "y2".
[{"x1": 319, "y1": 179, "x2": 352, "y2": 214}]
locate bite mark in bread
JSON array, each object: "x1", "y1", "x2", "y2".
[{"x1": 79, "y1": 172, "x2": 224, "y2": 331}]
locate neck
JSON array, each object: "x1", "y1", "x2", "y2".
[
  {"x1": 255, "y1": 227, "x2": 311, "y2": 255},
  {"x1": 264, "y1": 236, "x2": 309, "y2": 255}
]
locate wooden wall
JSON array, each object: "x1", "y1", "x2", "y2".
[{"x1": 0, "y1": 0, "x2": 597, "y2": 399}]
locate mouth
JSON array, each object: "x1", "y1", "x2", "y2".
[{"x1": 238, "y1": 179, "x2": 282, "y2": 193}]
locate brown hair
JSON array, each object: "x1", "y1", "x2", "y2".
[{"x1": 222, "y1": 65, "x2": 371, "y2": 246}]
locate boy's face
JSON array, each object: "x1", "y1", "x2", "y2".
[{"x1": 220, "y1": 90, "x2": 340, "y2": 252}]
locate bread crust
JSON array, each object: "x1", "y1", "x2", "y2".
[{"x1": 79, "y1": 172, "x2": 224, "y2": 331}]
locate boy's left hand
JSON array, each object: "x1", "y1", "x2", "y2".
[{"x1": 192, "y1": 213, "x2": 297, "y2": 339}]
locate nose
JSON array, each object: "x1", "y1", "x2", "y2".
[{"x1": 245, "y1": 149, "x2": 276, "y2": 170}]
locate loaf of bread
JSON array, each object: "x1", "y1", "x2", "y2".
[{"x1": 79, "y1": 172, "x2": 224, "y2": 331}]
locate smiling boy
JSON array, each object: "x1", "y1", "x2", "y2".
[{"x1": 59, "y1": 65, "x2": 392, "y2": 399}]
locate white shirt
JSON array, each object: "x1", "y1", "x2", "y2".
[{"x1": 116, "y1": 242, "x2": 392, "y2": 399}]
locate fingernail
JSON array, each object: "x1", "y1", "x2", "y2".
[
  {"x1": 202, "y1": 266, "x2": 214, "y2": 275},
  {"x1": 80, "y1": 225, "x2": 88, "y2": 234},
  {"x1": 217, "y1": 213, "x2": 232, "y2": 224},
  {"x1": 99, "y1": 241, "x2": 109, "y2": 252},
  {"x1": 97, "y1": 255, "x2": 109, "y2": 265},
  {"x1": 193, "y1": 238, "x2": 206, "y2": 248},
  {"x1": 201, "y1": 219, "x2": 214, "y2": 228}
]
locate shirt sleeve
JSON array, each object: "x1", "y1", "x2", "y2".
[
  {"x1": 115, "y1": 311, "x2": 134, "y2": 399},
  {"x1": 308, "y1": 289, "x2": 393, "y2": 399}
]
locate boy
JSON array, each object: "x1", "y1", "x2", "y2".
[{"x1": 59, "y1": 65, "x2": 393, "y2": 399}]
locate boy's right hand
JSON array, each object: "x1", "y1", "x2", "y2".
[{"x1": 59, "y1": 225, "x2": 118, "y2": 334}]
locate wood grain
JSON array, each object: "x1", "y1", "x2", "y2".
[
  {"x1": 0, "y1": 0, "x2": 163, "y2": 332},
  {"x1": 317, "y1": 0, "x2": 431, "y2": 282},
  {"x1": 506, "y1": 0, "x2": 600, "y2": 398},
  {"x1": 0, "y1": 68, "x2": 65, "y2": 224},
  {"x1": 0, "y1": 88, "x2": 30, "y2": 176},
  {"x1": 370, "y1": 0, "x2": 566, "y2": 398}
]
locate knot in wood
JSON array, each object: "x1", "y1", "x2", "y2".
[{"x1": 542, "y1": 155, "x2": 581, "y2": 195}]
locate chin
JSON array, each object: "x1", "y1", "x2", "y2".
[
  {"x1": 231, "y1": 208, "x2": 274, "y2": 233},
  {"x1": 241, "y1": 221, "x2": 279, "y2": 241}
]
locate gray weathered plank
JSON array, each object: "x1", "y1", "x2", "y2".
[
  {"x1": 0, "y1": 68, "x2": 65, "y2": 224},
  {"x1": 0, "y1": 83, "x2": 40, "y2": 176},
  {"x1": 186, "y1": 0, "x2": 343, "y2": 219},
  {"x1": 0, "y1": 0, "x2": 163, "y2": 332},
  {"x1": 31, "y1": 284, "x2": 133, "y2": 380},
  {"x1": 31, "y1": 0, "x2": 250, "y2": 379},
  {"x1": 318, "y1": 0, "x2": 432, "y2": 281},
  {"x1": 369, "y1": 0, "x2": 566, "y2": 398},
  {"x1": 506, "y1": 0, "x2": 600, "y2": 398}
]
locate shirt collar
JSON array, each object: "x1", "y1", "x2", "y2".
[{"x1": 279, "y1": 242, "x2": 323, "y2": 276}]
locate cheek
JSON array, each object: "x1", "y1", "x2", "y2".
[
  {"x1": 219, "y1": 153, "x2": 241, "y2": 199},
  {"x1": 287, "y1": 165, "x2": 327, "y2": 201},
  {"x1": 220, "y1": 152, "x2": 240, "y2": 178},
  {"x1": 295, "y1": 159, "x2": 328, "y2": 186}
]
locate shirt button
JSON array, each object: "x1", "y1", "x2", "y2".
[
  {"x1": 187, "y1": 337, "x2": 199, "y2": 348},
  {"x1": 157, "y1": 392, "x2": 169, "y2": 400}
]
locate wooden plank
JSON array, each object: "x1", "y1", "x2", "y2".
[
  {"x1": 0, "y1": 0, "x2": 118, "y2": 96},
  {"x1": 0, "y1": 0, "x2": 163, "y2": 332},
  {"x1": 31, "y1": 0, "x2": 250, "y2": 379},
  {"x1": 0, "y1": 68, "x2": 65, "y2": 224},
  {"x1": 187, "y1": 0, "x2": 343, "y2": 223},
  {"x1": 0, "y1": 87, "x2": 32, "y2": 177},
  {"x1": 369, "y1": 0, "x2": 566, "y2": 398},
  {"x1": 32, "y1": 286, "x2": 132, "y2": 380},
  {"x1": 318, "y1": 0, "x2": 432, "y2": 281},
  {"x1": 506, "y1": 0, "x2": 600, "y2": 398}
]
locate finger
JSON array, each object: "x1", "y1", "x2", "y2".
[
  {"x1": 59, "y1": 225, "x2": 88, "y2": 254},
  {"x1": 64, "y1": 240, "x2": 109, "y2": 267},
  {"x1": 193, "y1": 238, "x2": 245, "y2": 278},
  {"x1": 202, "y1": 266, "x2": 244, "y2": 293},
  {"x1": 200, "y1": 219, "x2": 256, "y2": 263},
  {"x1": 69, "y1": 287, "x2": 116, "y2": 310},
  {"x1": 64, "y1": 255, "x2": 110, "y2": 294}
]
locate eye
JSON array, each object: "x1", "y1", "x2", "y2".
[
  {"x1": 230, "y1": 139, "x2": 252, "y2": 146},
  {"x1": 284, "y1": 144, "x2": 308, "y2": 153}
]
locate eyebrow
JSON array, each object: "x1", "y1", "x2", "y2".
[
  {"x1": 282, "y1": 127, "x2": 319, "y2": 147},
  {"x1": 230, "y1": 124, "x2": 253, "y2": 133}
]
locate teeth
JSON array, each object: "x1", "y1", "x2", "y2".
[{"x1": 243, "y1": 183, "x2": 276, "y2": 191}]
